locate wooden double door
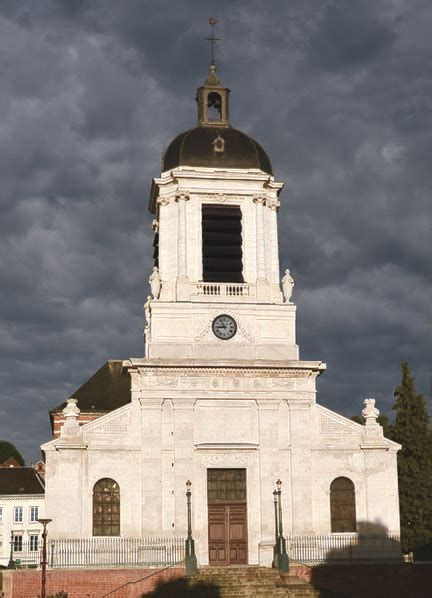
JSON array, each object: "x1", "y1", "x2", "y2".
[{"x1": 207, "y1": 469, "x2": 248, "y2": 565}]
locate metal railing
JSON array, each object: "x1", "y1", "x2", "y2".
[
  {"x1": 48, "y1": 537, "x2": 185, "y2": 569},
  {"x1": 8, "y1": 542, "x2": 40, "y2": 567},
  {"x1": 287, "y1": 533, "x2": 402, "y2": 564},
  {"x1": 195, "y1": 282, "x2": 251, "y2": 297}
]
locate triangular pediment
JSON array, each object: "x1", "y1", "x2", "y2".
[{"x1": 83, "y1": 404, "x2": 131, "y2": 435}]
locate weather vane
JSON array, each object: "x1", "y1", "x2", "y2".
[{"x1": 206, "y1": 17, "x2": 220, "y2": 66}]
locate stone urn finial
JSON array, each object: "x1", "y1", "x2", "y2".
[
  {"x1": 60, "y1": 398, "x2": 81, "y2": 437},
  {"x1": 362, "y1": 398, "x2": 380, "y2": 423},
  {"x1": 63, "y1": 397, "x2": 80, "y2": 419},
  {"x1": 361, "y1": 398, "x2": 384, "y2": 441}
]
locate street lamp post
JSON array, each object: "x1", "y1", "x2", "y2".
[
  {"x1": 185, "y1": 480, "x2": 198, "y2": 576},
  {"x1": 37, "y1": 518, "x2": 52, "y2": 598},
  {"x1": 8, "y1": 530, "x2": 15, "y2": 569},
  {"x1": 275, "y1": 479, "x2": 289, "y2": 573},
  {"x1": 273, "y1": 490, "x2": 279, "y2": 568}
]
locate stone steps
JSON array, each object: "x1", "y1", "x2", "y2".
[{"x1": 188, "y1": 566, "x2": 323, "y2": 597}]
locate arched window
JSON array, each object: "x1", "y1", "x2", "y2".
[
  {"x1": 330, "y1": 477, "x2": 356, "y2": 533},
  {"x1": 93, "y1": 478, "x2": 120, "y2": 536},
  {"x1": 207, "y1": 92, "x2": 222, "y2": 121}
]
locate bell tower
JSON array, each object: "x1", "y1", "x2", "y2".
[
  {"x1": 144, "y1": 63, "x2": 298, "y2": 361},
  {"x1": 196, "y1": 65, "x2": 230, "y2": 127}
]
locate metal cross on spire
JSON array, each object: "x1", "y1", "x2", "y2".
[{"x1": 206, "y1": 17, "x2": 220, "y2": 66}]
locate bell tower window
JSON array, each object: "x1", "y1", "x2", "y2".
[
  {"x1": 202, "y1": 204, "x2": 243, "y2": 283},
  {"x1": 207, "y1": 92, "x2": 222, "y2": 122}
]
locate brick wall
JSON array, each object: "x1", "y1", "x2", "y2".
[
  {"x1": 296, "y1": 563, "x2": 432, "y2": 598},
  {"x1": 2, "y1": 566, "x2": 184, "y2": 598},
  {"x1": 52, "y1": 413, "x2": 103, "y2": 437}
]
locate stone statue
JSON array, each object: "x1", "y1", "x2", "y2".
[
  {"x1": 143, "y1": 295, "x2": 152, "y2": 327},
  {"x1": 281, "y1": 269, "x2": 294, "y2": 303},
  {"x1": 149, "y1": 266, "x2": 162, "y2": 299}
]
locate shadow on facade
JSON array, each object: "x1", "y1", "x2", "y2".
[
  {"x1": 308, "y1": 522, "x2": 411, "y2": 598},
  {"x1": 327, "y1": 521, "x2": 402, "y2": 563},
  {"x1": 141, "y1": 577, "x2": 221, "y2": 598}
]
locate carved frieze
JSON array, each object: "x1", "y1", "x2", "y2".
[
  {"x1": 196, "y1": 193, "x2": 244, "y2": 203},
  {"x1": 136, "y1": 373, "x2": 300, "y2": 393},
  {"x1": 200, "y1": 452, "x2": 253, "y2": 465}
]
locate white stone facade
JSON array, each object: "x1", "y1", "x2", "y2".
[
  {"x1": 41, "y1": 72, "x2": 401, "y2": 566},
  {"x1": 42, "y1": 359, "x2": 400, "y2": 566}
]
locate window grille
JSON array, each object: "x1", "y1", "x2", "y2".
[{"x1": 93, "y1": 478, "x2": 120, "y2": 536}]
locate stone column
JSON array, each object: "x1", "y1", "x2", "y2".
[
  {"x1": 267, "y1": 198, "x2": 280, "y2": 300},
  {"x1": 176, "y1": 192, "x2": 189, "y2": 280},
  {"x1": 256, "y1": 398, "x2": 281, "y2": 566},
  {"x1": 253, "y1": 194, "x2": 270, "y2": 302},
  {"x1": 253, "y1": 194, "x2": 266, "y2": 281},
  {"x1": 175, "y1": 192, "x2": 191, "y2": 300}
]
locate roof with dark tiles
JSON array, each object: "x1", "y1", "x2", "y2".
[
  {"x1": 51, "y1": 360, "x2": 130, "y2": 414},
  {"x1": 0, "y1": 467, "x2": 45, "y2": 495}
]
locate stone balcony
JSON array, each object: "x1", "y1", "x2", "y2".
[
  {"x1": 194, "y1": 282, "x2": 254, "y2": 300},
  {"x1": 173, "y1": 279, "x2": 284, "y2": 303}
]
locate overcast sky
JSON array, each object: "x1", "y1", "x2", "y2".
[{"x1": 0, "y1": 0, "x2": 430, "y2": 462}]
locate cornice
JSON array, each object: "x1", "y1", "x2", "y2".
[{"x1": 123, "y1": 358, "x2": 325, "y2": 375}]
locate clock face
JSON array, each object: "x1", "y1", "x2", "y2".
[{"x1": 212, "y1": 314, "x2": 237, "y2": 340}]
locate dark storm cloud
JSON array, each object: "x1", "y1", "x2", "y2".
[
  {"x1": 0, "y1": 0, "x2": 430, "y2": 461},
  {"x1": 307, "y1": 2, "x2": 396, "y2": 70}
]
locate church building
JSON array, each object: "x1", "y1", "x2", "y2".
[{"x1": 42, "y1": 62, "x2": 401, "y2": 567}]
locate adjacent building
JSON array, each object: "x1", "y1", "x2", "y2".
[{"x1": 0, "y1": 467, "x2": 45, "y2": 567}]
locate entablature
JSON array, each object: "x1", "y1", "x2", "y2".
[{"x1": 149, "y1": 166, "x2": 284, "y2": 214}]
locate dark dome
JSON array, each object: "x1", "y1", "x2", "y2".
[{"x1": 162, "y1": 126, "x2": 273, "y2": 175}]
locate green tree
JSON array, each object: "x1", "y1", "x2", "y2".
[
  {"x1": 0, "y1": 440, "x2": 25, "y2": 466},
  {"x1": 388, "y1": 362, "x2": 432, "y2": 554}
]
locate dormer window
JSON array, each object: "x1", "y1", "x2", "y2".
[{"x1": 207, "y1": 92, "x2": 222, "y2": 122}]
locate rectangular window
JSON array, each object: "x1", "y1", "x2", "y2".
[
  {"x1": 29, "y1": 535, "x2": 39, "y2": 552},
  {"x1": 30, "y1": 506, "x2": 39, "y2": 522},
  {"x1": 13, "y1": 535, "x2": 23, "y2": 552},
  {"x1": 202, "y1": 205, "x2": 243, "y2": 283},
  {"x1": 14, "y1": 506, "x2": 23, "y2": 523},
  {"x1": 0, "y1": 506, "x2": 3, "y2": 522}
]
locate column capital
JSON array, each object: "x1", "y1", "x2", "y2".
[
  {"x1": 175, "y1": 192, "x2": 191, "y2": 202},
  {"x1": 267, "y1": 198, "x2": 281, "y2": 211},
  {"x1": 157, "y1": 196, "x2": 171, "y2": 206},
  {"x1": 253, "y1": 193, "x2": 266, "y2": 205}
]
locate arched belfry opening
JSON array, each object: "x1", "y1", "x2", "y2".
[{"x1": 207, "y1": 92, "x2": 222, "y2": 122}]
